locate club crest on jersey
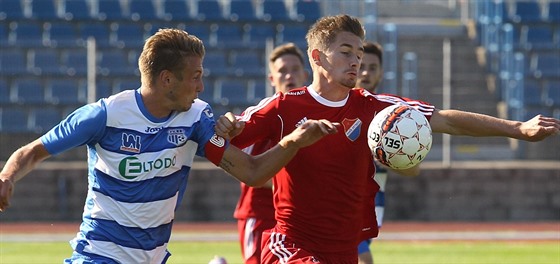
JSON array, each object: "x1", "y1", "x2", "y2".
[
  {"x1": 342, "y1": 118, "x2": 362, "y2": 142},
  {"x1": 167, "y1": 129, "x2": 187, "y2": 146},
  {"x1": 120, "y1": 133, "x2": 141, "y2": 153}
]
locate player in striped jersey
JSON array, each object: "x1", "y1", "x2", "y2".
[
  {"x1": 0, "y1": 29, "x2": 338, "y2": 264},
  {"x1": 215, "y1": 15, "x2": 560, "y2": 263}
]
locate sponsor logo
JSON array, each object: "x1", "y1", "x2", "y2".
[
  {"x1": 295, "y1": 117, "x2": 308, "y2": 128},
  {"x1": 118, "y1": 156, "x2": 177, "y2": 179},
  {"x1": 120, "y1": 133, "x2": 141, "y2": 153},
  {"x1": 209, "y1": 134, "x2": 225, "y2": 147},
  {"x1": 145, "y1": 126, "x2": 163, "y2": 133},
  {"x1": 203, "y1": 109, "x2": 214, "y2": 118},
  {"x1": 342, "y1": 118, "x2": 362, "y2": 142},
  {"x1": 167, "y1": 129, "x2": 187, "y2": 146},
  {"x1": 287, "y1": 90, "x2": 305, "y2": 96}
]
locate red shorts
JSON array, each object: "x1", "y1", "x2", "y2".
[
  {"x1": 238, "y1": 217, "x2": 276, "y2": 264},
  {"x1": 260, "y1": 229, "x2": 358, "y2": 264}
]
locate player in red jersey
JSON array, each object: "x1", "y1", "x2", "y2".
[
  {"x1": 234, "y1": 43, "x2": 309, "y2": 264},
  {"x1": 215, "y1": 15, "x2": 560, "y2": 264}
]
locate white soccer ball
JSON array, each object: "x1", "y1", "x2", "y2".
[
  {"x1": 208, "y1": 256, "x2": 228, "y2": 264},
  {"x1": 367, "y1": 104, "x2": 432, "y2": 170}
]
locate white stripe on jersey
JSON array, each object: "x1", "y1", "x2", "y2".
[
  {"x1": 88, "y1": 190, "x2": 177, "y2": 229},
  {"x1": 374, "y1": 94, "x2": 435, "y2": 115},
  {"x1": 78, "y1": 238, "x2": 169, "y2": 264},
  {"x1": 268, "y1": 232, "x2": 292, "y2": 264},
  {"x1": 243, "y1": 218, "x2": 257, "y2": 260},
  {"x1": 239, "y1": 93, "x2": 281, "y2": 122}
]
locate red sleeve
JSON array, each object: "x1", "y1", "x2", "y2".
[
  {"x1": 205, "y1": 133, "x2": 228, "y2": 166},
  {"x1": 231, "y1": 95, "x2": 280, "y2": 149}
]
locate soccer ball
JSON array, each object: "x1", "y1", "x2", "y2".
[
  {"x1": 208, "y1": 256, "x2": 228, "y2": 264},
  {"x1": 367, "y1": 104, "x2": 432, "y2": 170}
]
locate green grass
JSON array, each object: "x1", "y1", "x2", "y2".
[{"x1": 0, "y1": 241, "x2": 558, "y2": 264}]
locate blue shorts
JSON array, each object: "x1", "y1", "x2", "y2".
[{"x1": 357, "y1": 239, "x2": 372, "y2": 254}]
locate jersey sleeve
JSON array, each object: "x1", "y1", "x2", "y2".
[
  {"x1": 368, "y1": 91, "x2": 435, "y2": 121},
  {"x1": 231, "y1": 95, "x2": 280, "y2": 149},
  {"x1": 40, "y1": 101, "x2": 107, "y2": 155},
  {"x1": 193, "y1": 105, "x2": 229, "y2": 165}
]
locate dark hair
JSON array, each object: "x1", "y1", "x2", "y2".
[
  {"x1": 139, "y1": 28, "x2": 205, "y2": 85},
  {"x1": 269, "y1": 42, "x2": 305, "y2": 65},
  {"x1": 363, "y1": 41, "x2": 383, "y2": 66}
]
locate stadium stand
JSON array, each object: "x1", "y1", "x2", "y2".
[
  {"x1": 62, "y1": 0, "x2": 92, "y2": 21},
  {"x1": 129, "y1": 0, "x2": 160, "y2": 21},
  {"x1": 196, "y1": 0, "x2": 225, "y2": 21},
  {"x1": 262, "y1": 0, "x2": 291, "y2": 21},
  {"x1": 296, "y1": 0, "x2": 322, "y2": 22},
  {"x1": 0, "y1": 0, "x2": 25, "y2": 20},
  {"x1": 162, "y1": 0, "x2": 192, "y2": 21},
  {"x1": 13, "y1": 78, "x2": 45, "y2": 104},
  {"x1": 229, "y1": 0, "x2": 259, "y2": 22},
  {"x1": 31, "y1": 49, "x2": 62, "y2": 75},
  {"x1": 29, "y1": 0, "x2": 59, "y2": 20}
]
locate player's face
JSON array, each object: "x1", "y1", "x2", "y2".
[
  {"x1": 357, "y1": 52, "x2": 383, "y2": 93},
  {"x1": 321, "y1": 32, "x2": 363, "y2": 89},
  {"x1": 168, "y1": 56, "x2": 204, "y2": 112},
  {"x1": 269, "y1": 54, "x2": 308, "y2": 93}
]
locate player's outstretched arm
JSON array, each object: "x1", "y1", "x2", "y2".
[
  {"x1": 218, "y1": 119, "x2": 339, "y2": 187},
  {"x1": 0, "y1": 139, "x2": 51, "y2": 212},
  {"x1": 430, "y1": 109, "x2": 560, "y2": 141}
]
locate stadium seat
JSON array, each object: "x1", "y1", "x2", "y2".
[
  {"x1": 533, "y1": 53, "x2": 560, "y2": 78},
  {"x1": 544, "y1": 81, "x2": 560, "y2": 107},
  {"x1": 129, "y1": 0, "x2": 160, "y2": 21},
  {"x1": 229, "y1": 51, "x2": 264, "y2": 76},
  {"x1": 0, "y1": 108, "x2": 29, "y2": 133},
  {"x1": 511, "y1": 1, "x2": 542, "y2": 23},
  {"x1": 13, "y1": 78, "x2": 45, "y2": 104},
  {"x1": 30, "y1": 0, "x2": 60, "y2": 20},
  {"x1": 548, "y1": 2, "x2": 560, "y2": 22},
  {"x1": 79, "y1": 23, "x2": 111, "y2": 47},
  {"x1": 31, "y1": 107, "x2": 62, "y2": 132},
  {"x1": 115, "y1": 79, "x2": 141, "y2": 93},
  {"x1": 251, "y1": 82, "x2": 269, "y2": 104},
  {"x1": 47, "y1": 22, "x2": 79, "y2": 47},
  {"x1": 62, "y1": 0, "x2": 92, "y2": 20},
  {"x1": 98, "y1": 50, "x2": 135, "y2": 76},
  {"x1": 12, "y1": 21, "x2": 47, "y2": 47},
  {"x1": 0, "y1": 79, "x2": 10, "y2": 105},
  {"x1": 196, "y1": 0, "x2": 225, "y2": 21},
  {"x1": 278, "y1": 23, "x2": 308, "y2": 47},
  {"x1": 204, "y1": 52, "x2": 229, "y2": 76},
  {"x1": 229, "y1": 0, "x2": 258, "y2": 22},
  {"x1": 113, "y1": 23, "x2": 146, "y2": 47},
  {"x1": 32, "y1": 49, "x2": 63, "y2": 75},
  {"x1": 296, "y1": 0, "x2": 321, "y2": 22},
  {"x1": 246, "y1": 23, "x2": 277, "y2": 46},
  {"x1": 183, "y1": 24, "x2": 212, "y2": 45},
  {"x1": 61, "y1": 49, "x2": 88, "y2": 76},
  {"x1": 48, "y1": 79, "x2": 85, "y2": 105},
  {"x1": 0, "y1": 0, "x2": 25, "y2": 20},
  {"x1": 262, "y1": 1, "x2": 291, "y2": 21},
  {"x1": 219, "y1": 79, "x2": 249, "y2": 105},
  {"x1": 97, "y1": 0, "x2": 125, "y2": 20},
  {"x1": 0, "y1": 50, "x2": 28, "y2": 75},
  {"x1": 520, "y1": 24, "x2": 555, "y2": 51},
  {"x1": 198, "y1": 78, "x2": 215, "y2": 103},
  {"x1": 162, "y1": 0, "x2": 192, "y2": 21},
  {"x1": 523, "y1": 79, "x2": 543, "y2": 106},
  {"x1": 214, "y1": 23, "x2": 244, "y2": 46}
]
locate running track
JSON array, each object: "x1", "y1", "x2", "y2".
[{"x1": 1, "y1": 222, "x2": 559, "y2": 242}]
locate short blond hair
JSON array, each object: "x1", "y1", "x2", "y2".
[{"x1": 306, "y1": 14, "x2": 365, "y2": 53}]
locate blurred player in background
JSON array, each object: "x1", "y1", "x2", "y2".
[
  {"x1": 234, "y1": 42, "x2": 309, "y2": 264},
  {"x1": 215, "y1": 14, "x2": 560, "y2": 263},
  {"x1": 0, "y1": 28, "x2": 338, "y2": 264}
]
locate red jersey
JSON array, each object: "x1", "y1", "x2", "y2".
[
  {"x1": 232, "y1": 86, "x2": 434, "y2": 256},
  {"x1": 233, "y1": 140, "x2": 276, "y2": 221}
]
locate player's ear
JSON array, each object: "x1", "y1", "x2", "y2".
[{"x1": 311, "y1": 49, "x2": 321, "y2": 66}]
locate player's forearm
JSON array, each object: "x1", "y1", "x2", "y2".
[
  {"x1": 0, "y1": 139, "x2": 50, "y2": 183},
  {"x1": 431, "y1": 109, "x2": 523, "y2": 139}
]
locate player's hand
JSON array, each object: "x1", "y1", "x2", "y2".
[
  {"x1": 215, "y1": 112, "x2": 245, "y2": 141},
  {"x1": 0, "y1": 178, "x2": 15, "y2": 212},
  {"x1": 280, "y1": 119, "x2": 340, "y2": 149},
  {"x1": 519, "y1": 115, "x2": 560, "y2": 142}
]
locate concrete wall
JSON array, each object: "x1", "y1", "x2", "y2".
[{"x1": 1, "y1": 161, "x2": 559, "y2": 222}]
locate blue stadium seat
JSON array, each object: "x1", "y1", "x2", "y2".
[
  {"x1": 196, "y1": 0, "x2": 225, "y2": 21},
  {"x1": 32, "y1": 49, "x2": 63, "y2": 75},
  {"x1": 0, "y1": 23, "x2": 7, "y2": 45},
  {"x1": 278, "y1": 23, "x2": 308, "y2": 47},
  {"x1": 0, "y1": 50, "x2": 28, "y2": 75},
  {"x1": 0, "y1": 79, "x2": 10, "y2": 105},
  {"x1": 98, "y1": 50, "x2": 135, "y2": 76},
  {"x1": 548, "y1": 2, "x2": 560, "y2": 22},
  {"x1": 198, "y1": 78, "x2": 215, "y2": 103},
  {"x1": 521, "y1": 25, "x2": 555, "y2": 50},
  {"x1": 113, "y1": 23, "x2": 146, "y2": 47},
  {"x1": 229, "y1": 51, "x2": 264, "y2": 76},
  {"x1": 246, "y1": 23, "x2": 276, "y2": 46},
  {"x1": 13, "y1": 78, "x2": 45, "y2": 104},
  {"x1": 31, "y1": 107, "x2": 61, "y2": 132},
  {"x1": 62, "y1": 0, "x2": 92, "y2": 20},
  {"x1": 204, "y1": 52, "x2": 229, "y2": 76},
  {"x1": 252, "y1": 82, "x2": 268, "y2": 104},
  {"x1": 0, "y1": 0, "x2": 25, "y2": 20},
  {"x1": 534, "y1": 53, "x2": 560, "y2": 78},
  {"x1": 48, "y1": 79, "x2": 85, "y2": 105},
  {"x1": 511, "y1": 1, "x2": 542, "y2": 23},
  {"x1": 219, "y1": 79, "x2": 248, "y2": 105},
  {"x1": 162, "y1": 0, "x2": 192, "y2": 21},
  {"x1": 61, "y1": 49, "x2": 87, "y2": 76},
  {"x1": 523, "y1": 79, "x2": 543, "y2": 106},
  {"x1": 1, "y1": 108, "x2": 29, "y2": 133},
  {"x1": 30, "y1": 0, "x2": 59, "y2": 20},
  {"x1": 215, "y1": 23, "x2": 244, "y2": 46},
  {"x1": 115, "y1": 79, "x2": 141, "y2": 93},
  {"x1": 12, "y1": 21, "x2": 47, "y2": 47},
  {"x1": 129, "y1": 0, "x2": 159, "y2": 21},
  {"x1": 263, "y1": 1, "x2": 291, "y2": 21},
  {"x1": 79, "y1": 23, "x2": 111, "y2": 47},
  {"x1": 47, "y1": 22, "x2": 79, "y2": 47},
  {"x1": 184, "y1": 24, "x2": 211, "y2": 44},
  {"x1": 97, "y1": 0, "x2": 125, "y2": 20},
  {"x1": 544, "y1": 81, "x2": 560, "y2": 107},
  {"x1": 296, "y1": 0, "x2": 321, "y2": 22},
  {"x1": 229, "y1": 0, "x2": 258, "y2": 22}
]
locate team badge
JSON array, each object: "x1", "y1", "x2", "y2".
[
  {"x1": 167, "y1": 129, "x2": 187, "y2": 146},
  {"x1": 342, "y1": 118, "x2": 362, "y2": 142}
]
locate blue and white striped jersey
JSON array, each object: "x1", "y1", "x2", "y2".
[{"x1": 41, "y1": 89, "x2": 217, "y2": 263}]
